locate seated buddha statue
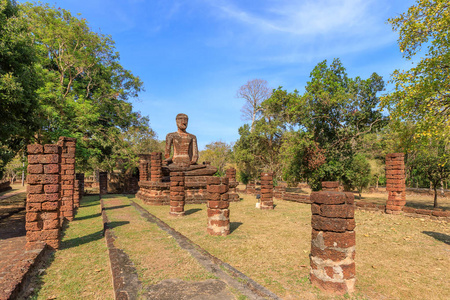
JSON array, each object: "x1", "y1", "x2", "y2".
[{"x1": 164, "y1": 113, "x2": 217, "y2": 176}]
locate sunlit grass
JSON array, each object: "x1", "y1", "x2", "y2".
[
  {"x1": 136, "y1": 194, "x2": 450, "y2": 300},
  {"x1": 31, "y1": 196, "x2": 114, "y2": 300}
]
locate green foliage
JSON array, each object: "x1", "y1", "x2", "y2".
[
  {"x1": 409, "y1": 141, "x2": 450, "y2": 207},
  {"x1": 0, "y1": 0, "x2": 41, "y2": 175},
  {"x1": 199, "y1": 141, "x2": 232, "y2": 176},
  {"x1": 233, "y1": 59, "x2": 385, "y2": 189},
  {"x1": 383, "y1": 0, "x2": 450, "y2": 140},
  {"x1": 343, "y1": 154, "x2": 371, "y2": 198}
]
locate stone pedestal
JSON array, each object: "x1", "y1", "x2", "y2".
[
  {"x1": 26, "y1": 144, "x2": 61, "y2": 250},
  {"x1": 169, "y1": 171, "x2": 185, "y2": 216},
  {"x1": 310, "y1": 183, "x2": 356, "y2": 295},
  {"x1": 385, "y1": 153, "x2": 406, "y2": 214},
  {"x1": 260, "y1": 172, "x2": 274, "y2": 209},
  {"x1": 99, "y1": 172, "x2": 108, "y2": 196},
  {"x1": 57, "y1": 137, "x2": 76, "y2": 222},
  {"x1": 206, "y1": 177, "x2": 230, "y2": 236}
]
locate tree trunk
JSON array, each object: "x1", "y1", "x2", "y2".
[{"x1": 433, "y1": 186, "x2": 438, "y2": 208}]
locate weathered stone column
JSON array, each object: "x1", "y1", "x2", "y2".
[
  {"x1": 385, "y1": 153, "x2": 406, "y2": 214},
  {"x1": 310, "y1": 182, "x2": 356, "y2": 295},
  {"x1": 206, "y1": 177, "x2": 230, "y2": 236},
  {"x1": 26, "y1": 144, "x2": 61, "y2": 250},
  {"x1": 138, "y1": 155, "x2": 150, "y2": 181},
  {"x1": 260, "y1": 172, "x2": 274, "y2": 209},
  {"x1": 151, "y1": 152, "x2": 163, "y2": 182},
  {"x1": 76, "y1": 173, "x2": 84, "y2": 198},
  {"x1": 99, "y1": 172, "x2": 108, "y2": 196},
  {"x1": 226, "y1": 168, "x2": 239, "y2": 201},
  {"x1": 57, "y1": 137, "x2": 76, "y2": 222},
  {"x1": 170, "y1": 171, "x2": 185, "y2": 216}
]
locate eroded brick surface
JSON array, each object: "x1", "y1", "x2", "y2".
[
  {"x1": 207, "y1": 177, "x2": 230, "y2": 236},
  {"x1": 310, "y1": 182, "x2": 356, "y2": 295},
  {"x1": 26, "y1": 143, "x2": 61, "y2": 250},
  {"x1": 385, "y1": 153, "x2": 406, "y2": 213}
]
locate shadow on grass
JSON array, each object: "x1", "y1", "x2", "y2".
[
  {"x1": 405, "y1": 201, "x2": 450, "y2": 211},
  {"x1": 422, "y1": 231, "x2": 450, "y2": 245},
  {"x1": 61, "y1": 221, "x2": 129, "y2": 249},
  {"x1": 74, "y1": 212, "x2": 102, "y2": 221},
  {"x1": 103, "y1": 204, "x2": 130, "y2": 211},
  {"x1": 230, "y1": 222, "x2": 243, "y2": 234},
  {"x1": 184, "y1": 208, "x2": 202, "y2": 216}
]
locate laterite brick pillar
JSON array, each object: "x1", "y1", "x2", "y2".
[
  {"x1": 151, "y1": 152, "x2": 163, "y2": 182},
  {"x1": 385, "y1": 153, "x2": 406, "y2": 214},
  {"x1": 99, "y1": 172, "x2": 108, "y2": 196},
  {"x1": 26, "y1": 144, "x2": 61, "y2": 250},
  {"x1": 310, "y1": 182, "x2": 356, "y2": 295},
  {"x1": 74, "y1": 179, "x2": 80, "y2": 208},
  {"x1": 76, "y1": 173, "x2": 84, "y2": 198},
  {"x1": 260, "y1": 172, "x2": 274, "y2": 209},
  {"x1": 226, "y1": 168, "x2": 239, "y2": 201},
  {"x1": 206, "y1": 177, "x2": 230, "y2": 236},
  {"x1": 57, "y1": 137, "x2": 76, "y2": 222},
  {"x1": 170, "y1": 171, "x2": 185, "y2": 216},
  {"x1": 138, "y1": 154, "x2": 150, "y2": 181}
]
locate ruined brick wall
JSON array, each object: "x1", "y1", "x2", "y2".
[
  {"x1": 310, "y1": 182, "x2": 356, "y2": 295},
  {"x1": 260, "y1": 172, "x2": 274, "y2": 209},
  {"x1": 385, "y1": 153, "x2": 406, "y2": 214},
  {"x1": 99, "y1": 172, "x2": 108, "y2": 195},
  {"x1": 169, "y1": 171, "x2": 185, "y2": 216},
  {"x1": 26, "y1": 144, "x2": 61, "y2": 250},
  {"x1": 57, "y1": 137, "x2": 76, "y2": 222},
  {"x1": 206, "y1": 177, "x2": 230, "y2": 236},
  {"x1": 150, "y1": 152, "x2": 163, "y2": 182}
]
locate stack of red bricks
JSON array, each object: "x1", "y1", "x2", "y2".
[
  {"x1": 385, "y1": 153, "x2": 406, "y2": 214},
  {"x1": 26, "y1": 144, "x2": 61, "y2": 250},
  {"x1": 260, "y1": 172, "x2": 274, "y2": 209},
  {"x1": 57, "y1": 137, "x2": 76, "y2": 222},
  {"x1": 206, "y1": 177, "x2": 230, "y2": 236},
  {"x1": 226, "y1": 168, "x2": 239, "y2": 201},
  {"x1": 99, "y1": 172, "x2": 108, "y2": 195},
  {"x1": 310, "y1": 181, "x2": 356, "y2": 295},
  {"x1": 169, "y1": 171, "x2": 185, "y2": 216},
  {"x1": 139, "y1": 155, "x2": 150, "y2": 181},
  {"x1": 151, "y1": 152, "x2": 163, "y2": 182}
]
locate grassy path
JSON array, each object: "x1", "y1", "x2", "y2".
[{"x1": 31, "y1": 196, "x2": 114, "y2": 300}]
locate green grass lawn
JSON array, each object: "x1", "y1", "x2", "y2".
[{"x1": 30, "y1": 196, "x2": 114, "y2": 300}]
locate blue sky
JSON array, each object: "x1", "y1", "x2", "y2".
[{"x1": 23, "y1": 0, "x2": 415, "y2": 149}]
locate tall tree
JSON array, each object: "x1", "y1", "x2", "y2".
[
  {"x1": 22, "y1": 3, "x2": 152, "y2": 172},
  {"x1": 0, "y1": 0, "x2": 41, "y2": 176},
  {"x1": 382, "y1": 0, "x2": 450, "y2": 140},
  {"x1": 236, "y1": 79, "x2": 272, "y2": 131}
]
